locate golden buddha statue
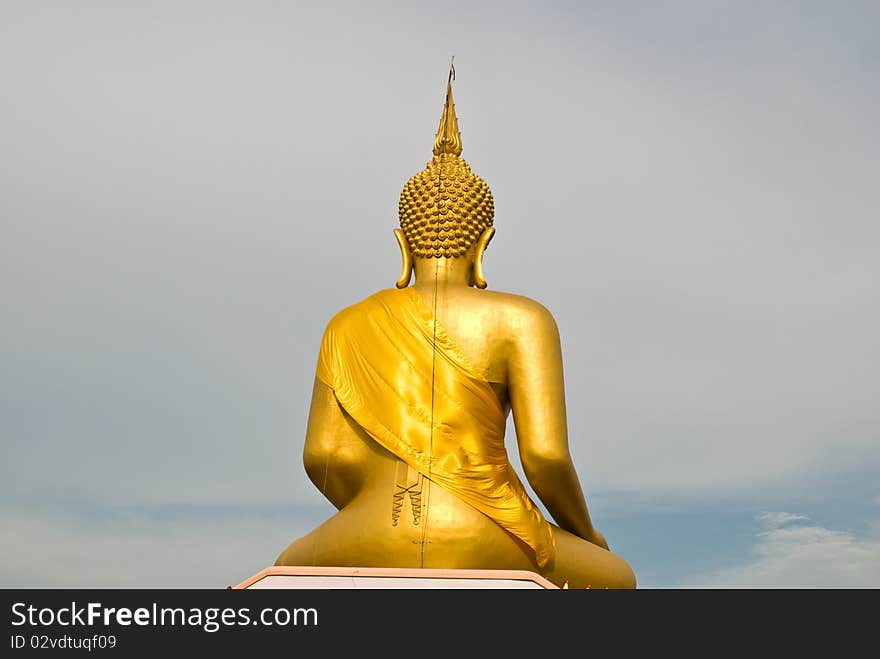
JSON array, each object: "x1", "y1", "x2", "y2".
[{"x1": 275, "y1": 69, "x2": 636, "y2": 589}]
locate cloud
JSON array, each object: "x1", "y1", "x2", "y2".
[
  {"x1": 686, "y1": 512, "x2": 880, "y2": 588},
  {"x1": 0, "y1": 505, "x2": 328, "y2": 588},
  {"x1": 755, "y1": 512, "x2": 810, "y2": 528}
]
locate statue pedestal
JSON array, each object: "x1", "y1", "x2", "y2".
[{"x1": 234, "y1": 566, "x2": 558, "y2": 589}]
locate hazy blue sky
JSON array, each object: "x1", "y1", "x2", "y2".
[{"x1": 2, "y1": 1, "x2": 878, "y2": 587}]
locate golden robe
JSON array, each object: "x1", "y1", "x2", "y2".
[{"x1": 315, "y1": 287, "x2": 556, "y2": 568}]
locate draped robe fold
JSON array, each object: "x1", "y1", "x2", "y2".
[{"x1": 315, "y1": 287, "x2": 556, "y2": 568}]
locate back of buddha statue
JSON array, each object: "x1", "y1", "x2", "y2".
[{"x1": 275, "y1": 67, "x2": 636, "y2": 588}]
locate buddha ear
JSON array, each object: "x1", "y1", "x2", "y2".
[
  {"x1": 472, "y1": 227, "x2": 496, "y2": 290},
  {"x1": 393, "y1": 228, "x2": 413, "y2": 289}
]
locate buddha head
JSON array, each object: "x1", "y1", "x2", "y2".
[{"x1": 394, "y1": 71, "x2": 496, "y2": 288}]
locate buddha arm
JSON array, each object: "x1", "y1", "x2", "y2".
[
  {"x1": 302, "y1": 378, "x2": 366, "y2": 510},
  {"x1": 507, "y1": 302, "x2": 603, "y2": 546}
]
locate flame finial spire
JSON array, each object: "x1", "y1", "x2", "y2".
[{"x1": 432, "y1": 57, "x2": 462, "y2": 157}]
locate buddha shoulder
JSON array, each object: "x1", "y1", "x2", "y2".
[
  {"x1": 414, "y1": 288, "x2": 558, "y2": 348},
  {"x1": 473, "y1": 289, "x2": 560, "y2": 338},
  {"x1": 319, "y1": 288, "x2": 558, "y2": 340}
]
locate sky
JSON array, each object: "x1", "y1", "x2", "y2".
[{"x1": 1, "y1": 0, "x2": 878, "y2": 588}]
